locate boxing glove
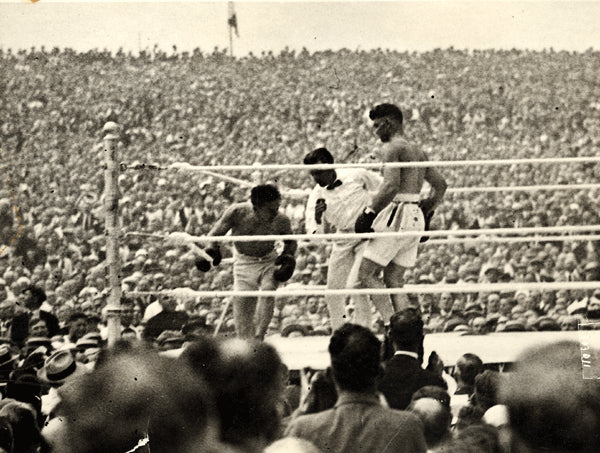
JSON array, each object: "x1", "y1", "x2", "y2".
[
  {"x1": 195, "y1": 246, "x2": 222, "y2": 272},
  {"x1": 273, "y1": 253, "x2": 296, "y2": 282}
]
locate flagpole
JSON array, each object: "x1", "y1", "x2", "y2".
[{"x1": 229, "y1": 21, "x2": 233, "y2": 57}]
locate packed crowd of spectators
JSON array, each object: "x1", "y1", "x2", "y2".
[
  {"x1": 0, "y1": 44, "x2": 599, "y2": 453},
  {"x1": 1, "y1": 45, "x2": 600, "y2": 343},
  {"x1": 0, "y1": 304, "x2": 596, "y2": 453}
]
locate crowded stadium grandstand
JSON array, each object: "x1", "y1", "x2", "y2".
[{"x1": 1, "y1": 39, "x2": 600, "y2": 452}]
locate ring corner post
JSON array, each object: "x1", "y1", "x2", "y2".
[{"x1": 103, "y1": 121, "x2": 122, "y2": 348}]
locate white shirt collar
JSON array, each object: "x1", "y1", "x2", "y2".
[{"x1": 394, "y1": 350, "x2": 419, "y2": 360}]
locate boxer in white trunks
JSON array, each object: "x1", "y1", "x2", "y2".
[{"x1": 355, "y1": 103, "x2": 447, "y2": 320}]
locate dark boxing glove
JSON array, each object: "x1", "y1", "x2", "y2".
[
  {"x1": 355, "y1": 208, "x2": 377, "y2": 233},
  {"x1": 418, "y1": 199, "x2": 435, "y2": 243},
  {"x1": 195, "y1": 246, "x2": 222, "y2": 272},
  {"x1": 273, "y1": 253, "x2": 296, "y2": 282}
]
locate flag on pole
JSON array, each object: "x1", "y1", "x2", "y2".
[{"x1": 228, "y1": 2, "x2": 239, "y2": 37}]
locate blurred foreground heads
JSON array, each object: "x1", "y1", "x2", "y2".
[
  {"x1": 180, "y1": 337, "x2": 286, "y2": 453},
  {"x1": 42, "y1": 336, "x2": 287, "y2": 453},
  {"x1": 43, "y1": 344, "x2": 221, "y2": 453},
  {"x1": 501, "y1": 340, "x2": 600, "y2": 453},
  {"x1": 43, "y1": 338, "x2": 285, "y2": 453}
]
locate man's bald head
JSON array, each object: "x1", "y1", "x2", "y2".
[{"x1": 408, "y1": 397, "x2": 452, "y2": 448}]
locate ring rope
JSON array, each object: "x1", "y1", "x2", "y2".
[
  {"x1": 127, "y1": 280, "x2": 600, "y2": 300},
  {"x1": 122, "y1": 162, "x2": 600, "y2": 199},
  {"x1": 124, "y1": 164, "x2": 600, "y2": 196},
  {"x1": 127, "y1": 231, "x2": 600, "y2": 247},
  {"x1": 104, "y1": 126, "x2": 600, "y2": 340},
  {"x1": 122, "y1": 156, "x2": 600, "y2": 172},
  {"x1": 446, "y1": 182, "x2": 600, "y2": 194},
  {"x1": 125, "y1": 224, "x2": 600, "y2": 244},
  {"x1": 198, "y1": 169, "x2": 255, "y2": 188},
  {"x1": 424, "y1": 234, "x2": 600, "y2": 245},
  {"x1": 123, "y1": 162, "x2": 600, "y2": 196}
]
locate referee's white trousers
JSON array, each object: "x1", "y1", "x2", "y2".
[{"x1": 326, "y1": 238, "x2": 370, "y2": 330}]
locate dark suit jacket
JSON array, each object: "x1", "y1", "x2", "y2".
[
  {"x1": 142, "y1": 310, "x2": 189, "y2": 341},
  {"x1": 285, "y1": 392, "x2": 426, "y2": 453},
  {"x1": 378, "y1": 353, "x2": 447, "y2": 410}
]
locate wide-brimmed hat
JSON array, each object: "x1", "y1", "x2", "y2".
[
  {"x1": 75, "y1": 333, "x2": 101, "y2": 350},
  {"x1": 23, "y1": 337, "x2": 53, "y2": 358},
  {"x1": 482, "y1": 263, "x2": 499, "y2": 275},
  {"x1": 155, "y1": 331, "x2": 186, "y2": 350},
  {"x1": 503, "y1": 321, "x2": 527, "y2": 332},
  {"x1": 281, "y1": 324, "x2": 309, "y2": 338},
  {"x1": 0, "y1": 344, "x2": 17, "y2": 368},
  {"x1": 26, "y1": 336, "x2": 52, "y2": 350},
  {"x1": 37, "y1": 350, "x2": 87, "y2": 385}
]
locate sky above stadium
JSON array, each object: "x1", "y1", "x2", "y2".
[{"x1": 0, "y1": 1, "x2": 599, "y2": 55}]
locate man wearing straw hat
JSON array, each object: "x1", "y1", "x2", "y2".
[
  {"x1": 38, "y1": 349, "x2": 88, "y2": 419},
  {"x1": 354, "y1": 103, "x2": 447, "y2": 318}
]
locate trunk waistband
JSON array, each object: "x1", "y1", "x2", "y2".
[
  {"x1": 392, "y1": 194, "x2": 420, "y2": 203},
  {"x1": 234, "y1": 249, "x2": 277, "y2": 263}
]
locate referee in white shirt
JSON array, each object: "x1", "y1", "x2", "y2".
[{"x1": 304, "y1": 148, "x2": 383, "y2": 330}]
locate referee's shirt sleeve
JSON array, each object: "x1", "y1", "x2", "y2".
[{"x1": 305, "y1": 185, "x2": 324, "y2": 234}]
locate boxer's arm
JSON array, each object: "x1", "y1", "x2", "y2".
[
  {"x1": 422, "y1": 167, "x2": 447, "y2": 212},
  {"x1": 204, "y1": 204, "x2": 237, "y2": 247},
  {"x1": 278, "y1": 215, "x2": 298, "y2": 257},
  {"x1": 370, "y1": 145, "x2": 403, "y2": 213},
  {"x1": 189, "y1": 205, "x2": 237, "y2": 270}
]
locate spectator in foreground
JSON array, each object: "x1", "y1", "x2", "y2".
[
  {"x1": 378, "y1": 308, "x2": 447, "y2": 410},
  {"x1": 408, "y1": 396, "x2": 452, "y2": 450},
  {"x1": 500, "y1": 340, "x2": 600, "y2": 453},
  {"x1": 142, "y1": 294, "x2": 188, "y2": 342},
  {"x1": 37, "y1": 349, "x2": 89, "y2": 420},
  {"x1": 0, "y1": 399, "x2": 41, "y2": 453},
  {"x1": 471, "y1": 370, "x2": 502, "y2": 415},
  {"x1": 43, "y1": 346, "x2": 221, "y2": 453},
  {"x1": 264, "y1": 436, "x2": 322, "y2": 453},
  {"x1": 436, "y1": 423, "x2": 502, "y2": 453},
  {"x1": 181, "y1": 337, "x2": 286, "y2": 453},
  {"x1": 451, "y1": 353, "x2": 483, "y2": 421},
  {"x1": 285, "y1": 323, "x2": 427, "y2": 453}
]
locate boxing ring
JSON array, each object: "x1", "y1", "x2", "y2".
[{"x1": 101, "y1": 121, "x2": 600, "y2": 369}]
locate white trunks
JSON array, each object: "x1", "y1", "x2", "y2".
[
  {"x1": 233, "y1": 250, "x2": 278, "y2": 292},
  {"x1": 362, "y1": 194, "x2": 424, "y2": 268}
]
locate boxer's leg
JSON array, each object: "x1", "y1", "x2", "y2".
[
  {"x1": 355, "y1": 257, "x2": 395, "y2": 327},
  {"x1": 234, "y1": 296, "x2": 258, "y2": 339}
]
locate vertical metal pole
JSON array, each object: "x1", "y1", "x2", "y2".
[
  {"x1": 103, "y1": 122, "x2": 122, "y2": 348},
  {"x1": 229, "y1": 23, "x2": 233, "y2": 57}
]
